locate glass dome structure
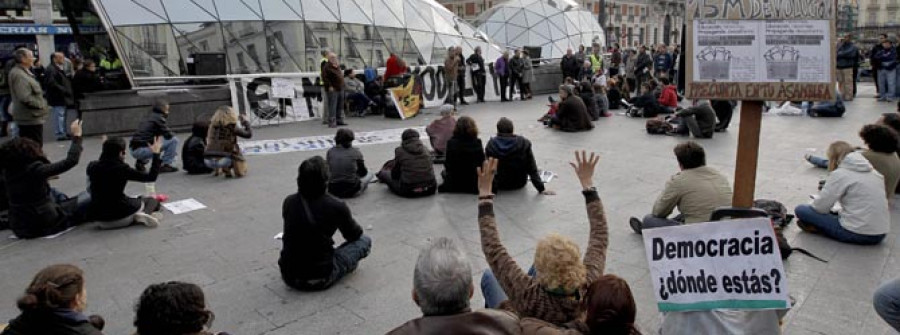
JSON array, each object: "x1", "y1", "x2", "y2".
[
  {"x1": 472, "y1": 0, "x2": 605, "y2": 60},
  {"x1": 91, "y1": 0, "x2": 501, "y2": 82}
]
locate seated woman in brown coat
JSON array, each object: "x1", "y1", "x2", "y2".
[
  {"x1": 204, "y1": 106, "x2": 252, "y2": 178},
  {"x1": 549, "y1": 85, "x2": 594, "y2": 132},
  {"x1": 478, "y1": 151, "x2": 609, "y2": 325}
]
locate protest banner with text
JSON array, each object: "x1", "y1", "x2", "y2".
[{"x1": 642, "y1": 218, "x2": 790, "y2": 312}]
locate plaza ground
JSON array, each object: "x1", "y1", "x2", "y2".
[{"x1": 1, "y1": 83, "x2": 898, "y2": 334}]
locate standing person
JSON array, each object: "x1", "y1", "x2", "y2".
[
  {"x1": 385, "y1": 53, "x2": 403, "y2": 79},
  {"x1": 327, "y1": 128, "x2": 374, "y2": 199},
  {"x1": 836, "y1": 34, "x2": 859, "y2": 101},
  {"x1": 467, "y1": 46, "x2": 487, "y2": 103},
  {"x1": 443, "y1": 47, "x2": 460, "y2": 108},
  {"x1": 1, "y1": 264, "x2": 105, "y2": 335},
  {"x1": 8, "y1": 48, "x2": 49, "y2": 145},
  {"x1": 521, "y1": 50, "x2": 534, "y2": 100},
  {"x1": 575, "y1": 45, "x2": 586, "y2": 68},
  {"x1": 0, "y1": 120, "x2": 90, "y2": 239},
  {"x1": 623, "y1": 49, "x2": 637, "y2": 97},
  {"x1": 653, "y1": 44, "x2": 672, "y2": 79},
  {"x1": 634, "y1": 46, "x2": 653, "y2": 95},
  {"x1": 204, "y1": 106, "x2": 252, "y2": 178},
  {"x1": 875, "y1": 38, "x2": 897, "y2": 102},
  {"x1": 130, "y1": 99, "x2": 179, "y2": 173},
  {"x1": 86, "y1": 136, "x2": 164, "y2": 229},
  {"x1": 377, "y1": 129, "x2": 438, "y2": 198},
  {"x1": 609, "y1": 43, "x2": 622, "y2": 77},
  {"x1": 496, "y1": 51, "x2": 510, "y2": 102},
  {"x1": 456, "y1": 47, "x2": 469, "y2": 105},
  {"x1": 560, "y1": 48, "x2": 579, "y2": 83},
  {"x1": 318, "y1": 50, "x2": 330, "y2": 124},
  {"x1": 871, "y1": 34, "x2": 888, "y2": 98},
  {"x1": 72, "y1": 60, "x2": 102, "y2": 103},
  {"x1": 509, "y1": 49, "x2": 526, "y2": 101},
  {"x1": 438, "y1": 116, "x2": 485, "y2": 194},
  {"x1": 322, "y1": 52, "x2": 347, "y2": 127},
  {"x1": 0, "y1": 56, "x2": 15, "y2": 137},
  {"x1": 279, "y1": 156, "x2": 373, "y2": 291},
  {"x1": 45, "y1": 52, "x2": 75, "y2": 141},
  {"x1": 485, "y1": 118, "x2": 554, "y2": 195},
  {"x1": 588, "y1": 43, "x2": 604, "y2": 75}
]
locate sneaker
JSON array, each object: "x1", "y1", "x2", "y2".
[
  {"x1": 134, "y1": 212, "x2": 159, "y2": 228},
  {"x1": 796, "y1": 220, "x2": 819, "y2": 234},
  {"x1": 151, "y1": 212, "x2": 164, "y2": 221},
  {"x1": 629, "y1": 217, "x2": 643, "y2": 234},
  {"x1": 135, "y1": 161, "x2": 147, "y2": 173},
  {"x1": 461, "y1": 101, "x2": 469, "y2": 105},
  {"x1": 159, "y1": 165, "x2": 178, "y2": 173}
]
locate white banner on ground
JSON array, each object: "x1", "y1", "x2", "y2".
[
  {"x1": 642, "y1": 218, "x2": 790, "y2": 312},
  {"x1": 240, "y1": 126, "x2": 427, "y2": 156}
]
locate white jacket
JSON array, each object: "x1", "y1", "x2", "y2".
[{"x1": 813, "y1": 152, "x2": 890, "y2": 235}]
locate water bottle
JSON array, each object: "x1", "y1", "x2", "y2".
[{"x1": 145, "y1": 182, "x2": 156, "y2": 197}]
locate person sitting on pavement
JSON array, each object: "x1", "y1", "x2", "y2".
[
  {"x1": 478, "y1": 151, "x2": 609, "y2": 325},
  {"x1": 805, "y1": 124, "x2": 900, "y2": 198},
  {"x1": 0, "y1": 120, "x2": 91, "y2": 239},
  {"x1": 204, "y1": 106, "x2": 252, "y2": 178},
  {"x1": 133, "y1": 281, "x2": 230, "y2": 335},
  {"x1": 711, "y1": 100, "x2": 735, "y2": 132},
  {"x1": 86, "y1": 136, "x2": 164, "y2": 230},
  {"x1": 387, "y1": 237, "x2": 521, "y2": 335},
  {"x1": 549, "y1": 85, "x2": 593, "y2": 132},
  {"x1": 279, "y1": 156, "x2": 372, "y2": 291},
  {"x1": 594, "y1": 83, "x2": 611, "y2": 118},
  {"x1": 182, "y1": 120, "x2": 213, "y2": 175},
  {"x1": 624, "y1": 83, "x2": 664, "y2": 118},
  {"x1": 520, "y1": 275, "x2": 641, "y2": 335},
  {"x1": 327, "y1": 128, "x2": 374, "y2": 198},
  {"x1": 874, "y1": 277, "x2": 900, "y2": 333},
  {"x1": 425, "y1": 104, "x2": 457, "y2": 162},
  {"x1": 795, "y1": 141, "x2": 889, "y2": 245},
  {"x1": 438, "y1": 116, "x2": 485, "y2": 194},
  {"x1": 578, "y1": 81, "x2": 600, "y2": 121},
  {"x1": 343, "y1": 69, "x2": 375, "y2": 116},
  {"x1": 364, "y1": 75, "x2": 388, "y2": 115},
  {"x1": 629, "y1": 141, "x2": 732, "y2": 234},
  {"x1": 130, "y1": 99, "x2": 179, "y2": 173},
  {"x1": 377, "y1": 129, "x2": 438, "y2": 198},
  {"x1": 1, "y1": 264, "x2": 105, "y2": 335},
  {"x1": 486, "y1": 118, "x2": 554, "y2": 195},
  {"x1": 657, "y1": 77, "x2": 678, "y2": 113},
  {"x1": 607, "y1": 78, "x2": 623, "y2": 110},
  {"x1": 669, "y1": 100, "x2": 716, "y2": 138}
]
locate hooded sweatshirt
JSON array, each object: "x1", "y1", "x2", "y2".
[
  {"x1": 485, "y1": 134, "x2": 544, "y2": 192},
  {"x1": 182, "y1": 123, "x2": 212, "y2": 174},
  {"x1": 391, "y1": 136, "x2": 436, "y2": 187},
  {"x1": 813, "y1": 152, "x2": 889, "y2": 235}
]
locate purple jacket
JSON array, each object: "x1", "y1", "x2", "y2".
[{"x1": 495, "y1": 56, "x2": 508, "y2": 77}]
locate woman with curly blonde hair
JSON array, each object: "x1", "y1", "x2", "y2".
[
  {"x1": 478, "y1": 151, "x2": 609, "y2": 325},
  {"x1": 204, "y1": 106, "x2": 252, "y2": 178}
]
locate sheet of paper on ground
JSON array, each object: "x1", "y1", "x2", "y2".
[
  {"x1": 162, "y1": 198, "x2": 207, "y2": 215},
  {"x1": 642, "y1": 218, "x2": 790, "y2": 312}
]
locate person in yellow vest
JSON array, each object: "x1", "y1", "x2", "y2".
[{"x1": 589, "y1": 43, "x2": 603, "y2": 74}]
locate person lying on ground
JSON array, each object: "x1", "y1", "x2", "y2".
[{"x1": 478, "y1": 151, "x2": 608, "y2": 325}]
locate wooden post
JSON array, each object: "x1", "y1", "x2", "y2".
[{"x1": 732, "y1": 100, "x2": 764, "y2": 208}]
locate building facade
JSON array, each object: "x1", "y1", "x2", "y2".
[{"x1": 0, "y1": 0, "x2": 111, "y2": 65}]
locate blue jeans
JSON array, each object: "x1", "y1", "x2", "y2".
[
  {"x1": 51, "y1": 105, "x2": 67, "y2": 137},
  {"x1": 325, "y1": 91, "x2": 345, "y2": 124},
  {"x1": 204, "y1": 157, "x2": 233, "y2": 169},
  {"x1": 285, "y1": 235, "x2": 372, "y2": 291},
  {"x1": 481, "y1": 265, "x2": 536, "y2": 308},
  {"x1": 806, "y1": 155, "x2": 828, "y2": 169},
  {"x1": 794, "y1": 204, "x2": 885, "y2": 245},
  {"x1": 1, "y1": 94, "x2": 17, "y2": 137},
  {"x1": 877, "y1": 68, "x2": 897, "y2": 101},
  {"x1": 874, "y1": 277, "x2": 900, "y2": 332},
  {"x1": 131, "y1": 137, "x2": 179, "y2": 165}
]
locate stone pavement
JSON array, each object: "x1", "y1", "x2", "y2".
[{"x1": 1, "y1": 83, "x2": 898, "y2": 334}]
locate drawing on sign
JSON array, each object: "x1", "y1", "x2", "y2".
[
  {"x1": 763, "y1": 46, "x2": 800, "y2": 80},
  {"x1": 696, "y1": 46, "x2": 733, "y2": 80}
]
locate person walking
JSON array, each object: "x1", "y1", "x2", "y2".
[
  {"x1": 45, "y1": 52, "x2": 75, "y2": 141},
  {"x1": 836, "y1": 34, "x2": 859, "y2": 101},
  {"x1": 322, "y1": 52, "x2": 347, "y2": 127},
  {"x1": 7, "y1": 48, "x2": 48, "y2": 145},
  {"x1": 467, "y1": 46, "x2": 487, "y2": 103}
]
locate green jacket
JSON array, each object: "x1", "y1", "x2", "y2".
[
  {"x1": 8, "y1": 65, "x2": 48, "y2": 125},
  {"x1": 652, "y1": 166, "x2": 733, "y2": 224}
]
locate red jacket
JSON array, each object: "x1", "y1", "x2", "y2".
[
  {"x1": 385, "y1": 55, "x2": 405, "y2": 78},
  {"x1": 658, "y1": 85, "x2": 678, "y2": 107}
]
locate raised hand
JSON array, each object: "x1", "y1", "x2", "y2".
[
  {"x1": 69, "y1": 120, "x2": 83, "y2": 138},
  {"x1": 477, "y1": 158, "x2": 498, "y2": 198},
  {"x1": 569, "y1": 150, "x2": 600, "y2": 190},
  {"x1": 150, "y1": 136, "x2": 163, "y2": 154}
]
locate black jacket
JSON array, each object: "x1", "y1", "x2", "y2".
[
  {"x1": 86, "y1": 154, "x2": 160, "y2": 222},
  {"x1": 183, "y1": 123, "x2": 213, "y2": 174},
  {"x1": 438, "y1": 136, "x2": 484, "y2": 194},
  {"x1": 2, "y1": 309, "x2": 103, "y2": 335},
  {"x1": 509, "y1": 56, "x2": 525, "y2": 77},
  {"x1": 555, "y1": 95, "x2": 594, "y2": 132},
  {"x1": 130, "y1": 108, "x2": 174, "y2": 149},
  {"x1": 72, "y1": 69, "x2": 102, "y2": 100},
  {"x1": 485, "y1": 134, "x2": 544, "y2": 193},
  {"x1": 467, "y1": 53, "x2": 486, "y2": 75},
  {"x1": 635, "y1": 52, "x2": 653, "y2": 76},
  {"x1": 279, "y1": 193, "x2": 363, "y2": 282},
  {"x1": 391, "y1": 138, "x2": 437, "y2": 189},
  {"x1": 4, "y1": 138, "x2": 83, "y2": 239},
  {"x1": 560, "y1": 55, "x2": 580, "y2": 79},
  {"x1": 44, "y1": 64, "x2": 74, "y2": 107}
]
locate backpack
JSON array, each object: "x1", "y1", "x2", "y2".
[
  {"x1": 753, "y1": 199, "x2": 827, "y2": 262},
  {"x1": 645, "y1": 118, "x2": 673, "y2": 134}
]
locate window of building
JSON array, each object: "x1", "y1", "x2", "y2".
[{"x1": 466, "y1": 2, "x2": 475, "y2": 16}]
